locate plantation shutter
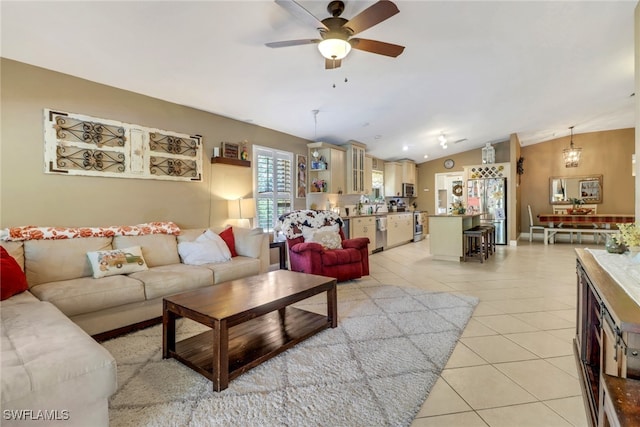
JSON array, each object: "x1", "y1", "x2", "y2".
[{"x1": 255, "y1": 146, "x2": 293, "y2": 231}]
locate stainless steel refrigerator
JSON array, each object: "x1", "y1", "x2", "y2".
[{"x1": 466, "y1": 177, "x2": 507, "y2": 244}]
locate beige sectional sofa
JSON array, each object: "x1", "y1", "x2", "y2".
[
  {"x1": 0, "y1": 225, "x2": 269, "y2": 426},
  {"x1": 1, "y1": 226, "x2": 269, "y2": 337}
]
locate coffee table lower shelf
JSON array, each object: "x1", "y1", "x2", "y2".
[{"x1": 167, "y1": 307, "x2": 329, "y2": 385}]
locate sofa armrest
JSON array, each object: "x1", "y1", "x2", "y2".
[
  {"x1": 290, "y1": 241, "x2": 324, "y2": 254},
  {"x1": 342, "y1": 237, "x2": 370, "y2": 250}
]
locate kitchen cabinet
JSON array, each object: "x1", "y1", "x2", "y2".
[
  {"x1": 371, "y1": 157, "x2": 384, "y2": 172},
  {"x1": 346, "y1": 141, "x2": 367, "y2": 194},
  {"x1": 574, "y1": 249, "x2": 640, "y2": 427},
  {"x1": 386, "y1": 213, "x2": 413, "y2": 248},
  {"x1": 384, "y1": 162, "x2": 402, "y2": 197},
  {"x1": 307, "y1": 142, "x2": 346, "y2": 194},
  {"x1": 364, "y1": 156, "x2": 373, "y2": 196},
  {"x1": 350, "y1": 216, "x2": 376, "y2": 254},
  {"x1": 400, "y1": 160, "x2": 417, "y2": 185}
]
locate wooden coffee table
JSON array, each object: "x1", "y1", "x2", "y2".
[{"x1": 162, "y1": 270, "x2": 337, "y2": 391}]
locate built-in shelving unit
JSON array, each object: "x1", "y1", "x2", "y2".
[{"x1": 211, "y1": 157, "x2": 251, "y2": 167}]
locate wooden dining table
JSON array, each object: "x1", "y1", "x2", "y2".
[
  {"x1": 537, "y1": 214, "x2": 636, "y2": 245},
  {"x1": 538, "y1": 214, "x2": 635, "y2": 228}
]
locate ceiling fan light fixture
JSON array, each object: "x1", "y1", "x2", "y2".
[{"x1": 318, "y1": 38, "x2": 351, "y2": 60}]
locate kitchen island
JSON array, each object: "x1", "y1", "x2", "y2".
[{"x1": 428, "y1": 214, "x2": 482, "y2": 261}]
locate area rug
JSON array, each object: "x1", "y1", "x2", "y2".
[{"x1": 104, "y1": 282, "x2": 478, "y2": 427}]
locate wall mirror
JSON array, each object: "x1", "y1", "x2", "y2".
[{"x1": 549, "y1": 175, "x2": 603, "y2": 204}]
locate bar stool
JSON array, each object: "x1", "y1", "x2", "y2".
[
  {"x1": 477, "y1": 224, "x2": 496, "y2": 256},
  {"x1": 463, "y1": 228, "x2": 485, "y2": 263}
]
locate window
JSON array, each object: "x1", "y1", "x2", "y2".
[{"x1": 254, "y1": 145, "x2": 293, "y2": 231}]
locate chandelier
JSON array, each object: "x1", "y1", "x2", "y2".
[{"x1": 563, "y1": 126, "x2": 582, "y2": 168}]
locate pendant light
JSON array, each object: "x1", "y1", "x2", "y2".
[
  {"x1": 563, "y1": 126, "x2": 582, "y2": 168},
  {"x1": 482, "y1": 143, "x2": 495, "y2": 164}
]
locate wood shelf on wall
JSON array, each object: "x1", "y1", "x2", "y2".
[{"x1": 211, "y1": 157, "x2": 251, "y2": 167}]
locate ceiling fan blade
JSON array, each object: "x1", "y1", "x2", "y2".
[
  {"x1": 266, "y1": 39, "x2": 321, "y2": 48},
  {"x1": 343, "y1": 1, "x2": 400, "y2": 36},
  {"x1": 350, "y1": 38, "x2": 404, "y2": 57},
  {"x1": 275, "y1": 0, "x2": 329, "y2": 32},
  {"x1": 325, "y1": 58, "x2": 342, "y2": 69}
]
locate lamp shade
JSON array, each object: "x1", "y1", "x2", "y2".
[
  {"x1": 318, "y1": 38, "x2": 351, "y2": 60},
  {"x1": 228, "y1": 198, "x2": 255, "y2": 219}
]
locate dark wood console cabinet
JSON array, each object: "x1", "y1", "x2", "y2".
[{"x1": 574, "y1": 249, "x2": 640, "y2": 427}]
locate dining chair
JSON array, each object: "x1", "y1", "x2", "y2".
[{"x1": 527, "y1": 205, "x2": 546, "y2": 242}]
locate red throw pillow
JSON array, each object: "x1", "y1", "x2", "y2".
[
  {"x1": 1, "y1": 246, "x2": 29, "y2": 300},
  {"x1": 218, "y1": 227, "x2": 238, "y2": 257}
]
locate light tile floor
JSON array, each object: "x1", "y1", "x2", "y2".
[{"x1": 363, "y1": 236, "x2": 589, "y2": 427}]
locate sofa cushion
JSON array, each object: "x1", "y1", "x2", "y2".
[
  {"x1": 0, "y1": 241, "x2": 24, "y2": 271},
  {"x1": 202, "y1": 256, "x2": 261, "y2": 284},
  {"x1": 0, "y1": 290, "x2": 39, "y2": 306},
  {"x1": 86, "y1": 245, "x2": 149, "y2": 278},
  {"x1": 226, "y1": 227, "x2": 265, "y2": 259},
  {"x1": 321, "y1": 248, "x2": 362, "y2": 267},
  {"x1": 177, "y1": 228, "x2": 207, "y2": 243},
  {"x1": 1, "y1": 301, "x2": 116, "y2": 411},
  {"x1": 24, "y1": 237, "x2": 112, "y2": 287},
  {"x1": 1, "y1": 247, "x2": 29, "y2": 301},
  {"x1": 128, "y1": 264, "x2": 213, "y2": 300},
  {"x1": 113, "y1": 234, "x2": 179, "y2": 267},
  {"x1": 29, "y1": 275, "x2": 146, "y2": 317}
]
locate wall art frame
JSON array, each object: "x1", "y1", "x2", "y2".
[
  {"x1": 44, "y1": 109, "x2": 203, "y2": 182},
  {"x1": 221, "y1": 142, "x2": 240, "y2": 159},
  {"x1": 297, "y1": 154, "x2": 307, "y2": 198}
]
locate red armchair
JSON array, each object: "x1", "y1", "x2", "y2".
[{"x1": 277, "y1": 210, "x2": 370, "y2": 282}]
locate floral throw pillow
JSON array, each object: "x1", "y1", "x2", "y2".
[{"x1": 87, "y1": 246, "x2": 149, "y2": 279}]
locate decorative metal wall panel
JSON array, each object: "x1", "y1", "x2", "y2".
[
  {"x1": 44, "y1": 109, "x2": 202, "y2": 182},
  {"x1": 56, "y1": 146, "x2": 126, "y2": 173},
  {"x1": 53, "y1": 115, "x2": 126, "y2": 148}
]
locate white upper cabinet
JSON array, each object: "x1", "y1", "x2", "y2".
[
  {"x1": 384, "y1": 161, "x2": 402, "y2": 197},
  {"x1": 346, "y1": 141, "x2": 367, "y2": 194},
  {"x1": 400, "y1": 160, "x2": 417, "y2": 185}
]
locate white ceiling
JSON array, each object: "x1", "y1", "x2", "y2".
[{"x1": 1, "y1": 1, "x2": 637, "y2": 163}]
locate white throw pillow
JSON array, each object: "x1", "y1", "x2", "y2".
[
  {"x1": 301, "y1": 224, "x2": 340, "y2": 242},
  {"x1": 178, "y1": 230, "x2": 231, "y2": 265},
  {"x1": 87, "y1": 246, "x2": 148, "y2": 279},
  {"x1": 303, "y1": 228, "x2": 343, "y2": 250}
]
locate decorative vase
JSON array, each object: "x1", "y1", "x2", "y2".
[{"x1": 605, "y1": 235, "x2": 626, "y2": 254}]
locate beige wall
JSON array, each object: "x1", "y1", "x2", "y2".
[
  {"x1": 636, "y1": 2, "x2": 639, "y2": 219},
  {"x1": 415, "y1": 140, "x2": 509, "y2": 213},
  {"x1": 520, "y1": 128, "x2": 635, "y2": 229},
  {"x1": 0, "y1": 59, "x2": 310, "y2": 229},
  {"x1": 417, "y1": 129, "x2": 635, "y2": 243}
]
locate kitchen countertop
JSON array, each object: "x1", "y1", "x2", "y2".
[
  {"x1": 428, "y1": 213, "x2": 482, "y2": 218},
  {"x1": 342, "y1": 212, "x2": 415, "y2": 219}
]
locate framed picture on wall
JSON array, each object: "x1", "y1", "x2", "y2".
[
  {"x1": 221, "y1": 142, "x2": 239, "y2": 159},
  {"x1": 297, "y1": 154, "x2": 307, "y2": 198}
]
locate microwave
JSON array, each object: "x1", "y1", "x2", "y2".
[{"x1": 402, "y1": 183, "x2": 415, "y2": 198}]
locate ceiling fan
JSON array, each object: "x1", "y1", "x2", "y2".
[{"x1": 266, "y1": 0, "x2": 405, "y2": 69}]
